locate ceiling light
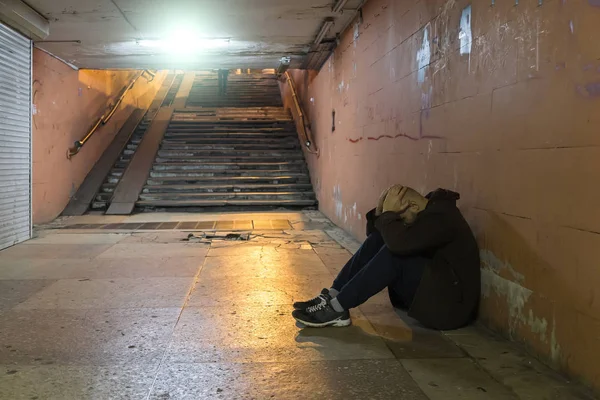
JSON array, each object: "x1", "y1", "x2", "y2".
[
  {"x1": 314, "y1": 18, "x2": 334, "y2": 46},
  {"x1": 137, "y1": 31, "x2": 229, "y2": 54},
  {"x1": 332, "y1": 0, "x2": 350, "y2": 13}
]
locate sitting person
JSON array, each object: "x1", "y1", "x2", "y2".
[{"x1": 292, "y1": 186, "x2": 480, "y2": 330}]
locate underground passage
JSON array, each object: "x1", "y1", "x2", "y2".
[{"x1": 0, "y1": 0, "x2": 598, "y2": 399}]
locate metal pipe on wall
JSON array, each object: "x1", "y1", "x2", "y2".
[
  {"x1": 284, "y1": 71, "x2": 318, "y2": 156},
  {"x1": 67, "y1": 70, "x2": 154, "y2": 158}
]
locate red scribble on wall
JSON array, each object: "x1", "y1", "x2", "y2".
[{"x1": 348, "y1": 133, "x2": 443, "y2": 143}]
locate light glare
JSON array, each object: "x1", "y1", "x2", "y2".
[{"x1": 138, "y1": 31, "x2": 229, "y2": 54}]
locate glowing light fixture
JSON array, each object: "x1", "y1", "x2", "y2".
[{"x1": 137, "y1": 30, "x2": 230, "y2": 54}]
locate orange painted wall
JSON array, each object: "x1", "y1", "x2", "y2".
[
  {"x1": 32, "y1": 49, "x2": 165, "y2": 224},
  {"x1": 282, "y1": 0, "x2": 600, "y2": 392}
]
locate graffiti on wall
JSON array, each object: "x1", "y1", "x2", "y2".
[
  {"x1": 459, "y1": 5, "x2": 473, "y2": 55},
  {"x1": 416, "y1": 25, "x2": 431, "y2": 84}
]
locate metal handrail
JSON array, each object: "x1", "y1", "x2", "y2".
[
  {"x1": 67, "y1": 69, "x2": 155, "y2": 158},
  {"x1": 284, "y1": 71, "x2": 319, "y2": 155}
]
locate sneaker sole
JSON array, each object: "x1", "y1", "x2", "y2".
[{"x1": 293, "y1": 316, "x2": 352, "y2": 328}]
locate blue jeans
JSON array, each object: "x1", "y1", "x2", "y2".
[{"x1": 333, "y1": 232, "x2": 427, "y2": 310}]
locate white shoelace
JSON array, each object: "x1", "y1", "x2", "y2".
[{"x1": 306, "y1": 296, "x2": 327, "y2": 313}]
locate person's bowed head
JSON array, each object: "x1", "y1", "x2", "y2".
[{"x1": 375, "y1": 185, "x2": 427, "y2": 225}]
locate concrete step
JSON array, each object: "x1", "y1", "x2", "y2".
[
  {"x1": 136, "y1": 198, "x2": 317, "y2": 208},
  {"x1": 160, "y1": 138, "x2": 299, "y2": 145},
  {"x1": 108, "y1": 169, "x2": 124, "y2": 178},
  {"x1": 148, "y1": 170, "x2": 309, "y2": 178},
  {"x1": 139, "y1": 192, "x2": 315, "y2": 202},
  {"x1": 166, "y1": 126, "x2": 295, "y2": 132},
  {"x1": 117, "y1": 155, "x2": 134, "y2": 162},
  {"x1": 185, "y1": 101, "x2": 283, "y2": 108},
  {"x1": 99, "y1": 184, "x2": 115, "y2": 194},
  {"x1": 142, "y1": 183, "x2": 314, "y2": 193},
  {"x1": 95, "y1": 193, "x2": 112, "y2": 202},
  {"x1": 146, "y1": 175, "x2": 310, "y2": 185},
  {"x1": 155, "y1": 157, "x2": 303, "y2": 165},
  {"x1": 164, "y1": 131, "x2": 297, "y2": 138},
  {"x1": 152, "y1": 162, "x2": 307, "y2": 171},
  {"x1": 167, "y1": 123, "x2": 295, "y2": 130},
  {"x1": 156, "y1": 149, "x2": 304, "y2": 157},
  {"x1": 168, "y1": 120, "x2": 294, "y2": 126},
  {"x1": 161, "y1": 143, "x2": 300, "y2": 153},
  {"x1": 159, "y1": 143, "x2": 300, "y2": 151},
  {"x1": 154, "y1": 156, "x2": 305, "y2": 163},
  {"x1": 91, "y1": 202, "x2": 108, "y2": 209}
]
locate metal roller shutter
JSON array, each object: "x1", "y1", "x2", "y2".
[{"x1": 0, "y1": 23, "x2": 31, "y2": 250}]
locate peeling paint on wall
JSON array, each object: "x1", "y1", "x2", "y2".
[
  {"x1": 480, "y1": 249, "x2": 525, "y2": 283},
  {"x1": 527, "y1": 309, "x2": 548, "y2": 342},
  {"x1": 481, "y1": 251, "x2": 562, "y2": 363},
  {"x1": 481, "y1": 267, "x2": 532, "y2": 335},
  {"x1": 459, "y1": 5, "x2": 473, "y2": 55},
  {"x1": 416, "y1": 25, "x2": 431, "y2": 84}
]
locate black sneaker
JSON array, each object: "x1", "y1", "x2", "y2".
[
  {"x1": 292, "y1": 295, "x2": 351, "y2": 327},
  {"x1": 293, "y1": 288, "x2": 330, "y2": 310}
]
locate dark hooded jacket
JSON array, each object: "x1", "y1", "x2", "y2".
[{"x1": 366, "y1": 189, "x2": 480, "y2": 330}]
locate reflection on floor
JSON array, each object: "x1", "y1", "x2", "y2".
[{"x1": 0, "y1": 211, "x2": 594, "y2": 399}]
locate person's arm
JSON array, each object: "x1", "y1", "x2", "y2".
[
  {"x1": 374, "y1": 211, "x2": 453, "y2": 256},
  {"x1": 366, "y1": 208, "x2": 378, "y2": 236},
  {"x1": 366, "y1": 186, "x2": 394, "y2": 236}
]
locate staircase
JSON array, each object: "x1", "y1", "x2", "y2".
[
  {"x1": 136, "y1": 106, "x2": 317, "y2": 208},
  {"x1": 91, "y1": 116, "x2": 151, "y2": 210},
  {"x1": 92, "y1": 72, "x2": 316, "y2": 212},
  {"x1": 91, "y1": 73, "x2": 184, "y2": 211},
  {"x1": 186, "y1": 73, "x2": 283, "y2": 108}
]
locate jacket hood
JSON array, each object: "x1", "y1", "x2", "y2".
[{"x1": 426, "y1": 189, "x2": 460, "y2": 203}]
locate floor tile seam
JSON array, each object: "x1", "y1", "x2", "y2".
[
  {"x1": 146, "y1": 358, "x2": 409, "y2": 367},
  {"x1": 9, "y1": 306, "x2": 190, "y2": 313},
  {"x1": 144, "y1": 249, "x2": 209, "y2": 400},
  {"x1": 0, "y1": 275, "x2": 200, "y2": 281},
  {"x1": 160, "y1": 355, "x2": 399, "y2": 366},
  {"x1": 392, "y1": 358, "x2": 433, "y2": 399},
  {"x1": 453, "y1": 351, "x2": 531, "y2": 398}
]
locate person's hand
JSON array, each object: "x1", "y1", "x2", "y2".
[
  {"x1": 375, "y1": 187, "x2": 392, "y2": 216},
  {"x1": 383, "y1": 186, "x2": 410, "y2": 213}
]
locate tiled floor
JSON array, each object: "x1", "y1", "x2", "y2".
[{"x1": 0, "y1": 211, "x2": 595, "y2": 399}]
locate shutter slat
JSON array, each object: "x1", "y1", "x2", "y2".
[{"x1": 0, "y1": 22, "x2": 30, "y2": 250}]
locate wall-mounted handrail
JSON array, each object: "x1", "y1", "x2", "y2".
[
  {"x1": 67, "y1": 70, "x2": 155, "y2": 159},
  {"x1": 284, "y1": 71, "x2": 319, "y2": 155}
]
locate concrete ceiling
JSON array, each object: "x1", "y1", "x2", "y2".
[{"x1": 26, "y1": 0, "x2": 363, "y2": 70}]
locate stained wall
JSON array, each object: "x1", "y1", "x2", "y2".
[
  {"x1": 282, "y1": 0, "x2": 600, "y2": 391},
  {"x1": 32, "y1": 49, "x2": 165, "y2": 223}
]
